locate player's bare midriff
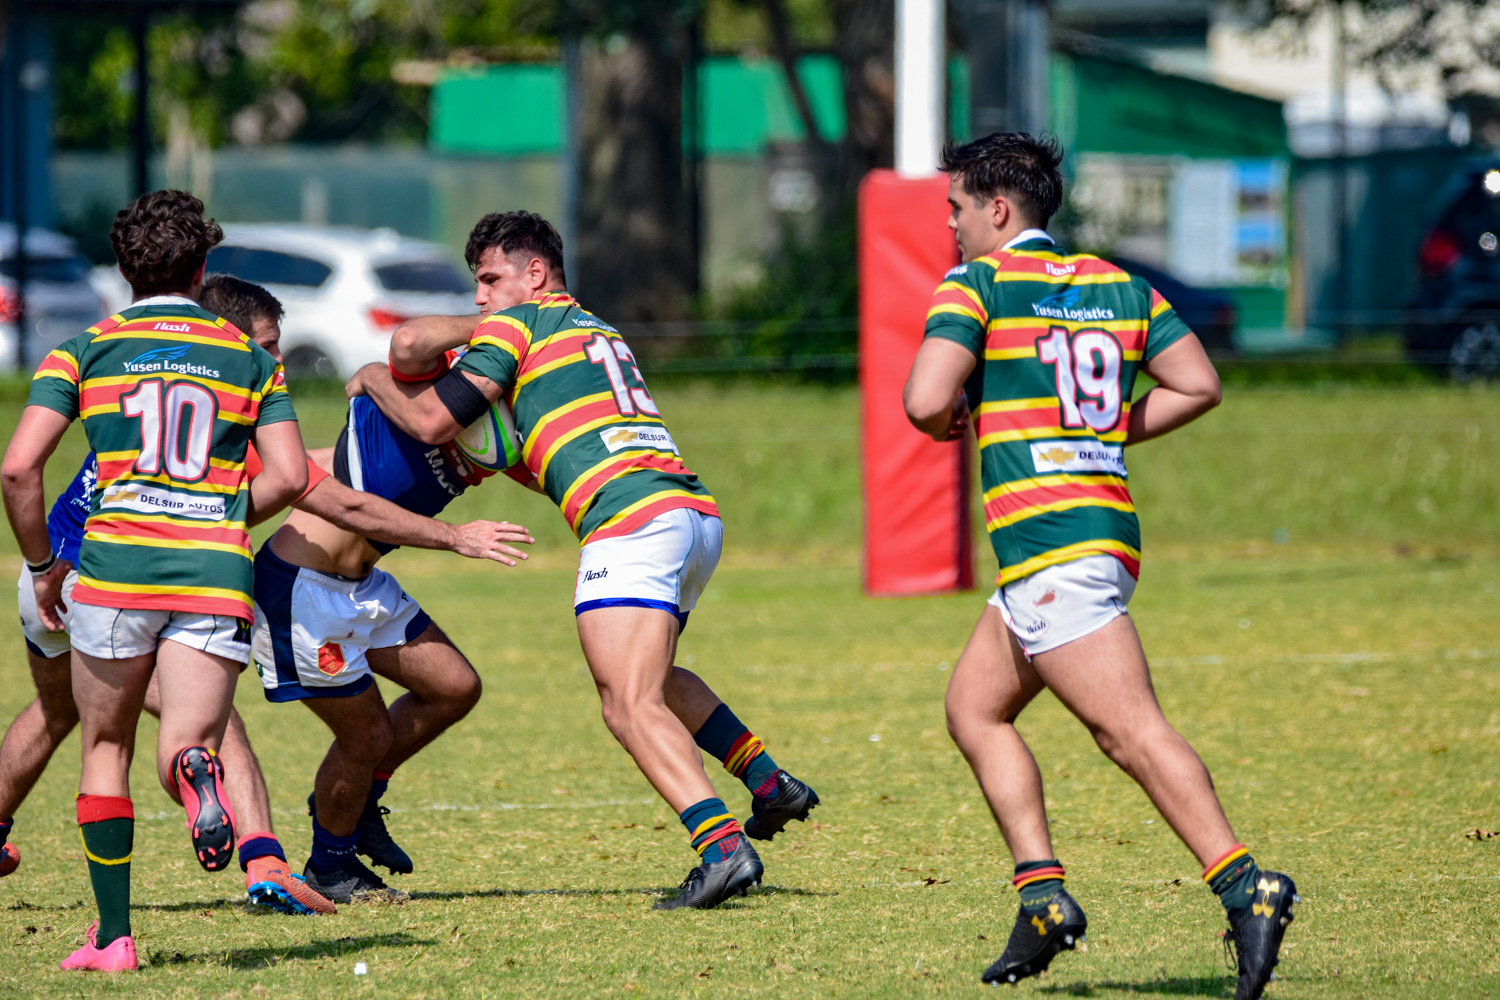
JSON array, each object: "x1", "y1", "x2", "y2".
[{"x1": 267, "y1": 449, "x2": 383, "y2": 580}]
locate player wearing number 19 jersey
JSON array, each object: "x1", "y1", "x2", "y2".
[
  {"x1": 352, "y1": 211, "x2": 821, "y2": 910},
  {"x1": 924, "y1": 233, "x2": 1187, "y2": 590},
  {"x1": 904, "y1": 135, "x2": 1294, "y2": 998}
]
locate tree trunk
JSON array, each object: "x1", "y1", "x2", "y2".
[
  {"x1": 574, "y1": 32, "x2": 694, "y2": 324},
  {"x1": 832, "y1": 0, "x2": 896, "y2": 201}
]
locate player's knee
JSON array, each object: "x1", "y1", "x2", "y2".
[{"x1": 451, "y1": 666, "x2": 482, "y2": 715}]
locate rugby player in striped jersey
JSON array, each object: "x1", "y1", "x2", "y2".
[
  {"x1": 0, "y1": 275, "x2": 533, "y2": 918},
  {"x1": 904, "y1": 133, "x2": 1296, "y2": 999},
  {"x1": 347, "y1": 211, "x2": 821, "y2": 910},
  {"x1": 1, "y1": 191, "x2": 309, "y2": 971}
]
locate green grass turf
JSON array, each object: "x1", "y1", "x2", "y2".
[{"x1": 0, "y1": 383, "x2": 1497, "y2": 997}]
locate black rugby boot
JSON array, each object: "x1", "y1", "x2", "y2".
[
  {"x1": 743, "y1": 771, "x2": 820, "y2": 841},
  {"x1": 301, "y1": 857, "x2": 407, "y2": 905},
  {"x1": 981, "y1": 887, "x2": 1087, "y2": 985},
  {"x1": 308, "y1": 792, "x2": 413, "y2": 875},
  {"x1": 1223, "y1": 872, "x2": 1298, "y2": 1000},
  {"x1": 653, "y1": 837, "x2": 764, "y2": 910}
]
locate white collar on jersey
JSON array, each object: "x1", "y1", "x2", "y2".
[
  {"x1": 129, "y1": 293, "x2": 198, "y2": 308},
  {"x1": 1003, "y1": 228, "x2": 1054, "y2": 250}
]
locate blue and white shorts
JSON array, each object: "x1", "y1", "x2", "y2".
[
  {"x1": 574, "y1": 508, "x2": 723, "y2": 629},
  {"x1": 988, "y1": 554, "x2": 1137, "y2": 657},
  {"x1": 251, "y1": 544, "x2": 431, "y2": 702}
]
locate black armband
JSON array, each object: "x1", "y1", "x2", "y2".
[{"x1": 433, "y1": 368, "x2": 491, "y2": 429}]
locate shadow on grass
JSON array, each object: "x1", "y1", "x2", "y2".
[
  {"x1": 1037, "y1": 976, "x2": 1231, "y2": 997},
  {"x1": 145, "y1": 932, "x2": 436, "y2": 970},
  {"x1": 409, "y1": 883, "x2": 828, "y2": 902}
]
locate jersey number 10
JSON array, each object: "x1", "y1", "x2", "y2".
[
  {"x1": 122, "y1": 378, "x2": 217, "y2": 481},
  {"x1": 1036, "y1": 326, "x2": 1123, "y2": 432}
]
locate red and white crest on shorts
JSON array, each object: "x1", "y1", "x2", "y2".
[{"x1": 317, "y1": 641, "x2": 347, "y2": 676}]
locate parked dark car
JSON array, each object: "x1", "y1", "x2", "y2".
[
  {"x1": 1111, "y1": 257, "x2": 1237, "y2": 355},
  {"x1": 1406, "y1": 161, "x2": 1500, "y2": 380}
]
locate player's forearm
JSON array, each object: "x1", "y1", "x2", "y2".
[
  {"x1": 1, "y1": 407, "x2": 72, "y2": 562},
  {"x1": 389, "y1": 314, "x2": 483, "y2": 376},
  {"x1": 0, "y1": 466, "x2": 55, "y2": 564},
  {"x1": 296, "y1": 478, "x2": 458, "y2": 551},
  {"x1": 1125, "y1": 385, "x2": 1220, "y2": 445},
  {"x1": 1127, "y1": 334, "x2": 1222, "y2": 445},
  {"x1": 357, "y1": 365, "x2": 463, "y2": 445}
]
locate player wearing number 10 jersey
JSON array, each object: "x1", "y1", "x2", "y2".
[
  {"x1": 350, "y1": 211, "x2": 821, "y2": 910},
  {"x1": 1, "y1": 190, "x2": 310, "y2": 972},
  {"x1": 905, "y1": 135, "x2": 1295, "y2": 998}
]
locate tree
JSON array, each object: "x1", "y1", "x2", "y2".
[
  {"x1": 1259, "y1": 1, "x2": 1500, "y2": 105},
  {"x1": 568, "y1": 1, "x2": 700, "y2": 323}
]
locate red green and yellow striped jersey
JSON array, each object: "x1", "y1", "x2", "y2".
[
  {"x1": 27, "y1": 298, "x2": 297, "y2": 620},
  {"x1": 923, "y1": 238, "x2": 1192, "y2": 587},
  {"x1": 453, "y1": 292, "x2": 717, "y2": 544}
]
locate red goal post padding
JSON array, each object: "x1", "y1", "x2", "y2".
[{"x1": 858, "y1": 169, "x2": 974, "y2": 596}]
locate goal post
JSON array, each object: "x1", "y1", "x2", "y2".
[{"x1": 858, "y1": 170, "x2": 974, "y2": 596}]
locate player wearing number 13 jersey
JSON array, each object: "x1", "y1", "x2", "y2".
[
  {"x1": 351, "y1": 211, "x2": 821, "y2": 911},
  {"x1": 905, "y1": 136, "x2": 1295, "y2": 998}
]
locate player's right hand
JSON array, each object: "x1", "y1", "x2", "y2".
[
  {"x1": 945, "y1": 391, "x2": 972, "y2": 441},
  {"x1": 33, "y1": 559, "x2": 72, "y2": 631},
  {"x1": 450, "y1": 520, "x2": 534, "y2": 566}
]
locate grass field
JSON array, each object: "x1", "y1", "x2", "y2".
[{"x1": 0, "y1": 382, "x2": 1497, "y2": 998}]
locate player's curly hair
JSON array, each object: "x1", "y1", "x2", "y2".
[
  {"x1": 199, "y1": 274, "x2": 283, "y2": 336},
  {"x1": 465, "y1": 211, "x2": 566, "y2": 286},
  {"x1": 940, "y1": 133, "x2": 1065, "y2": 228},
  {"x1": 109, "y1": 189, "x2": 223, "y2": 297}
]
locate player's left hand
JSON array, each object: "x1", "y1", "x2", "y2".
[
  {"x1": 33, "y1": 559, "x2": 72, "y2": 631},
  {"x1": 449, "y1": 520, "x2": 535, "y2": 566},
  {"x1": 345, "y1": 363, "x2": 384, "y2": 399}
]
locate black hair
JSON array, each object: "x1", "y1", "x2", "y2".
[
  {"x1": 939, "y1": 132, "x2": 1065, "y2": 227},
  {"x1": 199, "y1": 274, "x2": 284, "y2": 336},
  {"x1": 465, "y1": 211, "x2": 566, "y2": 285}
]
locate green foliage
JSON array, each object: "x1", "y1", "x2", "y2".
[{"x1": 712, "y1": 207, "x2": 860, "y2": 381}]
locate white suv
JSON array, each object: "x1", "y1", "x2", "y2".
[{"x1": 202, "y1": 224, "x2": 477, "y2": 378}]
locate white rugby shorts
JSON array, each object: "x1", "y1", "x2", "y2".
[
  {"x1": 574, "y1": 508, "x2": 723, "y2": 629},
  {"x1": 17, "y1": 565, "x2": 77, "y2": 658},
  {"x1": 989, "y1": 553, "x2": 1137, "y2": 657},
  {"x1": 69, "y1": 602, "x2": 253, "y2": 664},
  {"x1": 251, "y1": 543, "x2": 431, "y2": 702}
]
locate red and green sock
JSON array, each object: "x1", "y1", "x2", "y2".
[
  {"x1": 1204, "y1": 844, "x2": 1262, "y2": 914},
  {"x1": 692, "y1": 704, "x2": 782, "y2": 800},
  {"x1": 0, "y1": 817, "x2": 11, "y2": 847},
  {"x1": 679, "y1": 797, "x2": 743, "y2": 864},
  {"x1": 77, "y1": 794, "x2": 133, "y2": 948},
  {"x1": 1013, "y1": 858, "x2": 1067, "y2": 915}
]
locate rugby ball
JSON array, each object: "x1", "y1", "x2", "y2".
[{"x1": 453, "y1": 398, "x2": 524, "y2": 472}]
